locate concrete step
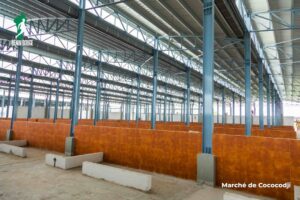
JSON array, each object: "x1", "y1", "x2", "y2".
[
  {"x1": 82, "y1": 162, "x2": 152, "y2": 192},
  {"x1": 45, "y1": 152, "x2": 103, "y2": 169},
  {"x1": 0, "y1": 144, "x2": 26, "y2": 157}
]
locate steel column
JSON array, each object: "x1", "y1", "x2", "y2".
[
  {"x1": 54, "y1": 61, "x2": 63, "y2": 122},
  {"x1": 258, "y1": 59, "x2": 264, "y2": 129},
  {"x1": 281, "y1": 99, "x2": 283, "y2": 125},
  {"x1": 80, "y1": 96, "x2": 83, "y2": 119},
  {"x1": 216, "y1": 100, "x2": 219, "y2": 124},
  {"x1": 267, "y1": 75, "x2": 271, "y2": 127},
  {"x1": 69, "y1": 96, "x2": 72, "y2": 120},
  {"x1": 140, "y1": 101, "x2": 142, "y2": 120},
  {"x1": 198, "y1": 99, "x2": 201, "y2": 123},
  {"x1": 276, "y1": 94, "x2": 279, "y2": 126},
  {"x1": 106, "y1": 102, "x2": 109, "y2": 120},
  {"x1": 146, "y1": 103, "x2": 149, "y2": 121},
  {"x1": 222, "y1": 87, "x2": 225, "y2": 125},
  {"x1": 276, "y1": 92, "x2": 278, "y2": 126},
  {"x1": 143, "y1": 104, "x2": 146, "y2": 121},
  {"x1": 125, "y1": 101, "x2": 127, "y2": 121},
  {"x1": 10, "y1": 46, "x2": 23, "y2": 130},
  {"x1": 151, "y1": 38, "x2": 159, "y2": 129},
  {"x1": 278, "y1": 97, "x2": 281, "y2": 125},
  {"x1": 280, "y1": 98, "x2": 283, "y2": 125},
  {"x1": 158, "y1": 102, "x2": 161, "y2": 121},
  {"x1": 1, "y1": 91, "x2": 5, "y2": 117},
  {"x1": 129, "y1": 87, "x2": 133, "y2": 121},
  {"x1": 244, "y1": 31, "x2": 252, "y2": 136},
  {"x1": 232, "y1": 92, "x2": 235, "y2": 124},
  {"x1": 6, "y1": 75, "x2": 12, "y2": 118},
  {"x1": 94, "y1": 55, "x2": 102, "y2": 126},
  {"x1": 61, "y1": 92, "x2": 65, "y2": 118},
  {"x1": 86, "y1": 98, "x2": 89, "y2": 119},
  {"x1": 183, "y1": 91, "x2": 186, "y2": 122},
  {"x1": 69, "y1": 0, "x2": 86, "y2": 137},
  {"x1": 163, "y1": 85, "x2": 167, "y2": 122},
  {"x1": 202, "y1": 0, "x2": 215, "y2": 154},
  {"x1": 181, "y1": 102, "x2": 183, "y2": 122},
  {"x1": 239, "y1": 96, "x2": 242, "y2": 124},
  {"x1": 136, "y1": 66, "x2": 141, "y2": 123},
  {"x1": 191, "y1": 101, "x2": 194, "y2": 123},
  {"x1": 88, "y1": 99, "x2": 95, "y2": 119},
  {"x1": 103, "y1": 101, "x2": 106, "y2": 120},
  {"x1": 120, "y1": 102, "x2": 123, "y2": 120},
  {"x1": 32, "y1": 97, "x2": 35, "y2": 109},
  {"x1": 45, "y1": 94, "x2": 49, "y2": 118},
  {"x1": 47, "y1": 81, "x2": 53, "y2": 119},
  {"x1": 27, "y1": 68, "x2": 34, "y2": 119},
  {"x1": 186, "y1": 67, "x2": 191, "y2": 126},
  {"x1": 272, "y1": 85, "x2": 275, "y2": 126},
  {"x1": 168, "y1": 97, "x2": 171, "y2": 122},
  {"x1": 277, "y1": 96, "x2": 280, "y2": 126},
  {"x1": 171, "y1": 102, "x2": 174, "y2": 122}
]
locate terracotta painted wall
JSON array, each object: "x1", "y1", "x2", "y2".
[
  {"x1": 1, "y1": 120, "x2": 299, "y2": 199},
  {"x1": 75, "y1": 125, "x2": 201, "y2": 179},
  {"x1": 13, "y1": 121, "x2": 69, "y2": 153},
  {"x1": 252, "y1": 129, "x2": 296, "y2": 139},
  {"x1": 0, "y1": 120, "x2": 10, "y2": 140},
  {"x1": 74, "y1": 126, "x2": 299, "y2": 200},
  {"x1": 214, "y1": 127, "x2": 296, "y2": 139},
  {"x1": 213, "y1": 134, "x2": 300, "y2": 200}
]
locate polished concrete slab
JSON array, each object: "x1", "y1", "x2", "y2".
[{"x1": 0, "y1": 148, "x2": 274, "y2": 200}]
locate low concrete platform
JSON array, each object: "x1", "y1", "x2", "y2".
[
  {"x1": 82, "y1": 161, "x2": 152, "y2": 191},
  {"x1": 0, "y1": 148, "x2": 274, "y2": 200},
  {"x1": 45, "y1": 152, "x2": 103, "y2": 169},
  {"x1": 0, "y1": 140, "x2": 27, "y2": 147},
  {"x1": 0, "y1": 144, "x2": 26, "y2": 157}
]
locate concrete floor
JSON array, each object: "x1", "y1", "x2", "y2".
[{"x1": 0, "y1": 148, "x2": 274, "y2": 200}]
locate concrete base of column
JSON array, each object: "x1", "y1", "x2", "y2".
[
  {"x1": 6, "y1": 129, "x2": 13, "y2": 141},
  {"x1": 197, "y1": 153, "x2": 216, "y2": 186},
  {"x1": 65, "y1": 137, "x2": 75, "y2": 156}
]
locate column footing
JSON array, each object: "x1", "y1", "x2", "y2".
[
  {"x1": 6, "y1": 129, "x2": 13, "y2": 141},
  {"x1": 197, "y1": 153, "x2": 216, "y2": 186},
  {"x1": 65, "y1": 137, "x2": 75, "y2": 156}
]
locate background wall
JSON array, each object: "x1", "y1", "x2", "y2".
[{"x1": 0, "y1": 106, "x2": 295, "y2": 126}]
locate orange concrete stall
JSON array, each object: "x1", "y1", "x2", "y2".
[
  {"x1": 5, "y1": 119, "x2": 296, "y2": 139},
  {"x1": 0, "y1": 120, "x2": 10, "y2": 140},
  {"x1": 12, "y1": 121, "x2": 69, "y2": 153},
  {"x1": 75, "y1": 125, "x2": 200, "y2": 179},
  {"x1": 213, "y1": 134, "x2": 299, "y2": 200},
  {"x1": 0, "y1": 120, "x2": 299, "y2": 199}
]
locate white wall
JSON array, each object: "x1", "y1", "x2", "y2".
[{"x1": 1, "y1": 106, "x2": 70, "y2": 119}]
